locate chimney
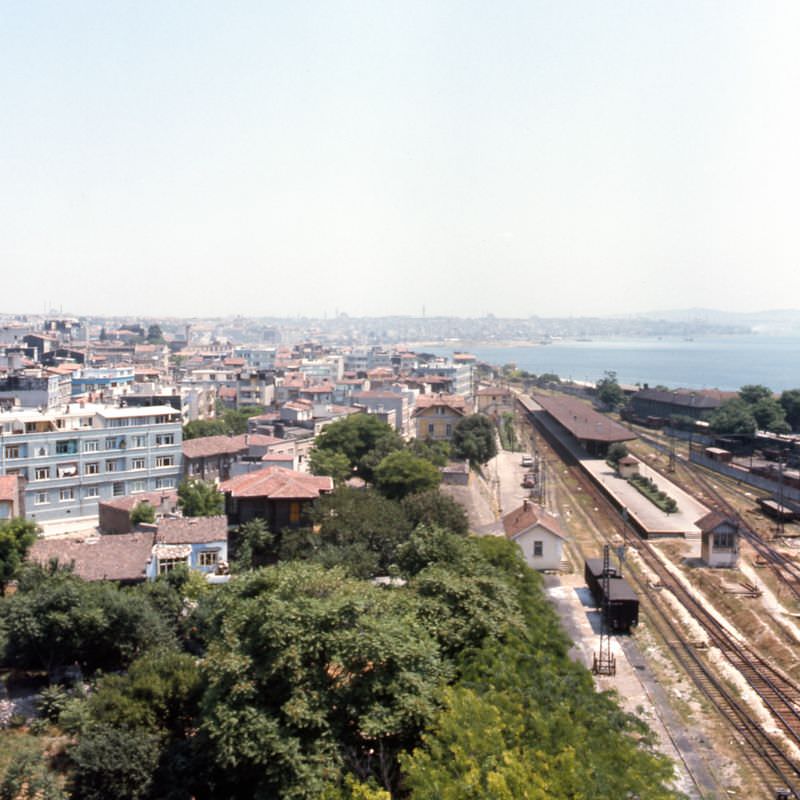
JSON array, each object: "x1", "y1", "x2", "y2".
[{"x1": 523, "y1": 499, "x2": 529, "y2": 511}]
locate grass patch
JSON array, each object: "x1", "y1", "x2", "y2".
[{"x1": 629, "y1": 474, "x2": 679, "y2": 513}]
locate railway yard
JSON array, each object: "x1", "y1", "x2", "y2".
[{"x1": 511, "y1": 393, "x2": 800, "y2": 799}]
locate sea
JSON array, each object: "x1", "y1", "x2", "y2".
[{"x1": 428, "y1": 335, "x2": 800, "y2": 393}]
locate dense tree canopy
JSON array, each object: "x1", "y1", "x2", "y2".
[
  {"x1": 452, "y1": 414, "x2": 497, "y2": 467},
  {"x1": 781, "y1": 389, "x2": 800, "y2": 432},
  {"x1": 400, "y1": 490, "x2": 469, "y2": 537},
  {"x1": 130, "y1": 501, "x2": 156, "y2": 526},
  {"x1": 309, "y1": 448, "x2": 353, "y2": 485},
  {"x1": 312, "y1": 415, "x2": 402, "y2": 483},
  {"x1": 374, "y1": 451, "x2": 441, "y2": 500}
]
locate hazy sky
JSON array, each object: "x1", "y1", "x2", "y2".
[{"x1": 2, "y1": 2, "x2": 799, "y2": 318}]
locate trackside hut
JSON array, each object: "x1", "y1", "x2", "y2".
[
  {"x1": 502, "y1": 499, "x2": 566, "y2": 571},
  {"x1": 531, "y1": 393, "x2": 637, "y2": 457}
]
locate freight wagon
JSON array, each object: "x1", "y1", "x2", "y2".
[{"x1": 584, "y1": 558, "x2": 639, "y2": 633}]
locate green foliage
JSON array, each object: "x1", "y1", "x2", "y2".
[
  {"x1": 533, "y1": 373, "x2": 560, "y2": 387},
  {"x1": 498, "y1": 412, "x2": 517, "y2": 451},
  {"x1": 596, "y1": 370, "x2": 624, "y2": 409},
  {"x1": 200, "y1": 563, "x2": 447, "y2": 797},
  {"x1": 313, "y1": 415, "x2": 403, "y2": 482},
  {"x1": 1, "y1": 567, "x2": 175, "y2": 674},
  {"x1": 709, "y1": 397, "x2": 757, "y2": 435},
  {"x1": 183, "y1": 407, "x2": 265, "y2": 440},
  {"x1": 780, "y1": 389, "x2": 800, "y2": 432},
  {"x1": 302, "y1": 488, "x2": 413, "y2": 577},
  {"x1": 374, "y1": 450, "x2": 441, "y2": 500},
  {"x1": 232, "y1": 518, "x2": 274, "y2": 569},
  {"x1": 397, "y1": 526, "x2": 478, "y2": 577},
  {"x1": 738, "y1": 384, "x2": 772, "y2": 405},
  {"x1": 177, "y1": 479, "x2": 224, "y2": 517},
  {"x1": 69, "y1": 723, "x2": 161, "y2": 800},
  {"x1": 452, "y1": 415, "x2": 497, "y2": 467},
  {"x1": 400, "y1": 490, "x2": 469, "y2": 536},
  {"x1": 130, "y1": 501, "x2": 156, "y2": 526},
  {"x1": 629, "y1": 475, "x2": 679, "y2": 514},
  {"x1": 406, "y1": 438, "x2": 451, "y2": 467},
  {"x1": 0, "y1": 742, "x2": 64, "y2": 800},
  {"x1": 401, "y1": 537, "x2": 681, "y2": 800},
  {"x1": 606, "y1": 442, "x2": 629, "y2": 466},
  {"x1": 36, "y1": 685, "x2": 71, "y2": 723},
  {"x1": 0, "y1": 517, "x2": 38, "y2": 594},
  {"x1": 309, "y1": 448, "x2": 353, "y2": 485},
  {"x1": 750, "y1": 396, "x2": 789, "y2": 433}
]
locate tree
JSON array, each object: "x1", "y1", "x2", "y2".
[
  {"x1": 310, "y1": 448, "x2": 353, "y2": 485},
  {"x1": 400, "y1": 491, "x2": 469, "y2": 536},
  {"x1": 606, "y1": 442, "x2": 629, "y2": 466},
  {"x1": 751, "y1": 396, "x2": 790, "y2": 433},
  {"x1": 182, "y1": 418, "x2": 229, "y2": 440},
  {"x1": 452, "y1": 415, "x2": 497, "y2": 467},
  {"x1": 146, "y1": 324, "x2": 165, "y2": 344},
  {"x1": 709, "y1": 398, "x2": 757, "y2": 435},
  {"x1": 232, "y1": 518, "x2": 274, "y2": 569},
  {"x1": 130, "y1": 501, "x2": 156, "y2": 526},
  {"x1": 69, "y1": 724, "x2": 161, "y2": 800},
  {"x1": 177, "y1": 479, "x2": 224, "y2": 517},
  {"x1": 308, "y1": 487, "x2": 413, "y2": 575},
  {"x1": 596, "y1": 370, "x2": 624, "y2": 409},
  {"x1": 2, "y1": 567, "x2": 175, "y2": 674},
  {"x1": 781, "y1": 389, "x2": 800, "y2": 432},
  {"x1": 313, "y1": 415, "x2": 403, "y2": 482},
  {"x1": 0, "y1": 517, "x2": 38, "y2": 594},
  {"x1": 406, "y1": 438, "x2": 451, "y2": 467},
  {"x1": 200, "y1": 563, "x2": 447, "y2": 797},
  {"x1": 0, "y1": 744, "x2": 64, "y2": 800},
  {"x1": 374, "y1": 451, "x2": 441, "y2": 500},
  {"x1": 738, "y1": 384, "x2": 773, "y2": 405}
]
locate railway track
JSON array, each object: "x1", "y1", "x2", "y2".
[
  {"x1": 634, "y1": 429, "x2": 800, "y2": 605},
  {"x1": 529, "y1": 417, "x2": 800, "y2": 797}
]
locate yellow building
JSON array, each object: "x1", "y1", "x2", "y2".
[{"x1": 412, "y1": 393, "x2": 469, "y2": 441}]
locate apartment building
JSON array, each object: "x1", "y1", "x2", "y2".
[{"x1": 0, "y1": 402, "x2": 182, "y2": 524}]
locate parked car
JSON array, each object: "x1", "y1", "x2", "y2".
[
  {"x1": 521, "y1": 455, "x2": 534, "y2": 467},
  {"x1": 522, "y1": 472, "x2": 536, "y2": 488}
]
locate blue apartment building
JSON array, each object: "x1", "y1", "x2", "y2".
[{"x1": 0, "y1": 402, "x2": 182, "y2": 523}]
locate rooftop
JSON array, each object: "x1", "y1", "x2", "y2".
[
  {"x1": 531, "y1": 393, "x2": 637, "y2": 444},
  {"x1": 502, "y1": 501, "x2": 565, "y2": 540},
  {"x1": 221, "y1": 466, "x2": 333, "y2": 500},
  {"x1": 156, "y1": 515, "x2": 228, "y2": 545}
]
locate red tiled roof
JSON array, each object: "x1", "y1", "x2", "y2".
[
  {"x1": 695, "y1": 511, "x2": 736, "y2": 532},
  {"x1": 220, "y1": 467, "x2": 333, "y2": 500},
  {"x1": 29, "y1": 533, "x2": 155, "y2": 582},
  {"x1": 156, "y1": 515, "x2": 228, "y2": 545},
  {"x1": 502, "y1": 501, "x2": 565, "y2": 540},
  {"x1": 412, "y1": 393, "x2": 467, "y2": 416},
  {"x1": 476, "y1": 386, "x2": 512, "y2": 396},
  {"x1": 0, "y1": 475, "x2": 18, "y2": 504},
  {"x1": 99, "y1": 490, "x2": 178, "y2": 513},
  {"x1": 531, "y1": 393, "x2": 637, "y2": 444},
  {"x1": 183, "y1": 435, "x2": 249, "y2": 460}
]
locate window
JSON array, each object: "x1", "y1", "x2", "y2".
[
  {"x1": 105, "y1": 437, "x2": 119, "y2": 450},
  {"x1": 436, "y1": 406, "x2": 446, "y2": 415},
  {"x1": 427, "y1": 423, "x2": 435, "y2": 434},
  {"x1": 198, "y1": 550, "x2": 218, "y2": 567},
  {"x1": 56, "y1": 463, "x2": 78, "y2": 479},
  {"x1": 155, "y1": 455, "x2": 174, "y2": 468},
  {"x1": 34, "y1": 492, "x2": 49, "y2": 505},
  {"x1": 131, "y1": 479, "x2": 146, "y2": 493},
  {"x1": 155, "y1": 478, "x2": 174, "y2": 489},
  {"x1": 533, "y1": 540, "x2": 543, "y2": 558},
  {"x1": 55, "y1": 439, "x2": 78, "y2": 455},
  {"x1": 131, "y1": 435, "x2": 147, "y2": 449},
  {"x1": 4, "y1": 445, "x2": 19, "y2": 459},
  {"x1": 113, "y1": 482, "x2": 125, "y2": 497},
  {"x1": 85, "y1": 486, "x2": 99, "y2": 499},
  {"x1": 289, "y1": 501, "x2": 301, "y2": 524},
  {"x1": 59, "y1": 487, "x2": 75, "y2": 502},
  {"x1": 155, "y1": 433, "x2": 174, "y2": 446},
  {"x1": 714, "y1": 531, "x2": 735, "y2": 549},
  {"x1": 85, "y1": 462, "x2": 99, "y2": 475},
  {"x1": 85, "y1": 440, "x2": 99, "y2": 452},
  {"x1": 445, "y1": 424, "x2": 452, "y2": 437},
  {"x1": 34, "y1": 467, "x2": 50, "y2": 481},
  {"x1": 106, "y1": 460, "x2": 118, "y2": 472},
  {"x1": 158, "y1": 557, "x2": 188, "y2": 575},
  {"x1": 131, "y1": 458, "x2": 145, "y2": 471}
]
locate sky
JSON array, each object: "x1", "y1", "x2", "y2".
[{"x1": 2, "y1": 1, "x2": 799, "y2": 319}]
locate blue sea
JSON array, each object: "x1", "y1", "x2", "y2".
[{"x1": 429, "y1": 335, "x2": 800, "y2": 393}]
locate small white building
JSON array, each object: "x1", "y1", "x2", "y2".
[
  {"x1": 502, "y1": 500, "x2": 567, "y2": 571},
  {"x1": 617, "y1": 455, "x2": 640, "y2": 479},
  {"x1": 697, "y1": 511, "x2": 739, "y2": 568}
]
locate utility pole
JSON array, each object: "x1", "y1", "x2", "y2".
[{"x1": 593, "y1": 544, "x2": 616, "y2": 676}]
